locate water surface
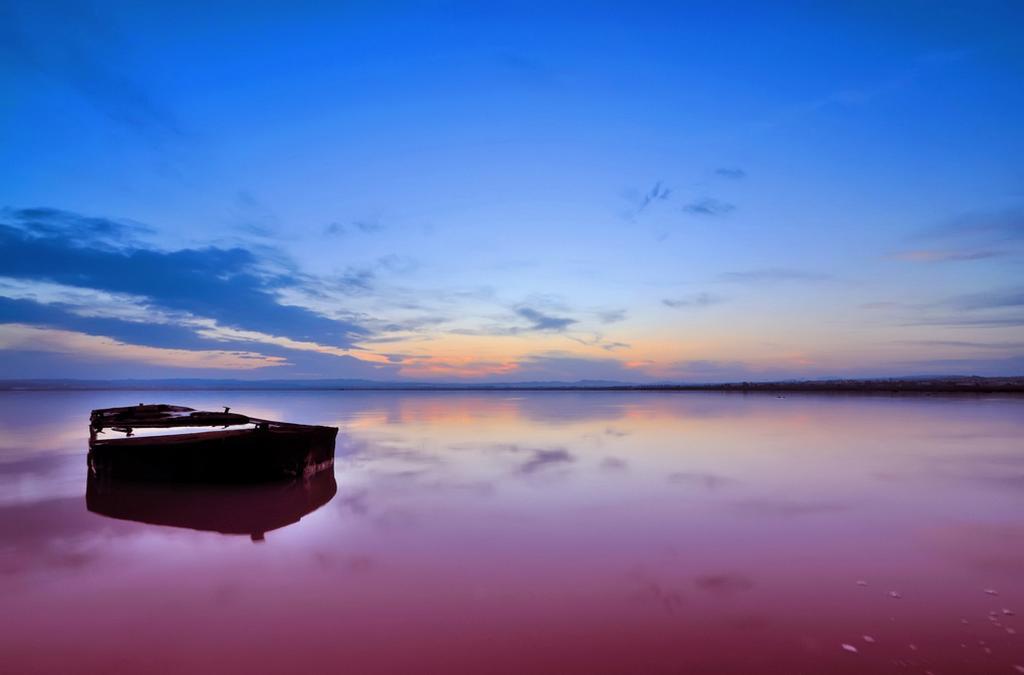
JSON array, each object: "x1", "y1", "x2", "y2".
[{"x1": 1, "y1": 391, "x2": 1022, "y2": 674}]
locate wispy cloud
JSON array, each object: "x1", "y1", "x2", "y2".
[
  {"x1": 927, "y1": 208, "x2": 1024, "y2": 244},
  {"x1": 720, "y1": 268, "x2": 832, "y2": 284},
  {"x1": 747, "y1": 53, "x2": 962, "y2": 134},
  {"x1": 714, "y1": 167, "x2": 747, "y2": 179},
  {"x1": 662, "y1": 293, "x2": 724, "y2": 309},
  {"x1": 946, "y1": 287, "x2": 1024, "y2": 311},
  {"x1": 324, "y1": 218, "x2": 385, "y2": 237},
  {"x1": 622, "y1": 181, "x2": 672, "y2": 219},
  {"x1": 515, "y1": 306, "x2": 576, "y2": 331},
  {"x1": 596, "y1": 308, "x2": 627, "y2": 324},
  {"x1": 897, "y1": 339, "x2": 1024, "y2": 351},
  {"x1": 638, "y1": 181, "x2": 672, "y2": 212},
  {"x1": 567, "y1": 333, "x2": 631, "y2": 351},
  {"x1": 903, "y1": 315, "x2": 1024, "y2": 328},
  {"x1": 231, "y1": 191, "x2": 281, "y2": 239},
  {"x1": 889, "y1": 249, "x2": 1002, "y2": 263},
  {"x1": 897, "y1": 208, "x2": 1024, "y2": 264},
  {"x1": 683, "y1": 197, "x2": 735, "y2": 216}
]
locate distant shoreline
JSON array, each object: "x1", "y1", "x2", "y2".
[{"x1": 1, "y1": 376, "x2": 1021, "y2": 394}]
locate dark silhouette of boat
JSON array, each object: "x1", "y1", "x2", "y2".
[
  {"x1": 88, "y1": 404, "x2": 338, "y2": 482},
  {"x1": 86, "y1": 470, "x2": 337, "y2": 541}
]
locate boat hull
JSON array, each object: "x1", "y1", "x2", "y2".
[{"x1": 88, "y1": 424, "x2": 338, "y2": 482}]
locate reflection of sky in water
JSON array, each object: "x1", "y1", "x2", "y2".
[{"x1": 1, "y1": 391, "x2": 1023, "y2": 673}]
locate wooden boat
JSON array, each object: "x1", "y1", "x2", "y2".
[
  {"x1": 88, "y1": 403, "x2": 338, "y2": 482},
  {"x1": 86, "y1": 469, "x2": 337, "y2": 541}
]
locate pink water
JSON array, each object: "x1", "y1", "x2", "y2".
[{"x1": 1, "y1": 391, "x2": 1022, "y2": 674}]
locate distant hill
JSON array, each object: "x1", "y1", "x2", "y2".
[{"x1": 0, "y1": 376, "x2": 1021, "y2": 393}]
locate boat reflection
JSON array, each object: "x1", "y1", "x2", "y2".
[{"x1": 86, "y1": 469, "x2": 337, "y2": 541}]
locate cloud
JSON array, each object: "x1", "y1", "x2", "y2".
[
  {"x1": 682, "y1": 197, "x2": 735, "y2": 216},
  {"x1": 231, "y1": 191, "x2": 281, "y2": 238},
  {"x1": 903, "y1": 315, "x2": 1024, "y2": 328},
  {"x1": 894, "y1": 208, "x2": 1023, "y2": 268},
  {"x1": 0, "y1": 208, "x2": 368, "y2": 349},
  {"x1": 375, "y1": 254, "x2": 418, "y2": 275},
  {"x1": 890, "y1": 249, "x2": 1002, "y2": 263},
  {"x1": 898, "y1": 339, "x2": 1024, "y2": 351},
  {"x1": 720, "y1": 268, "x2": 832, "y2": 284},
  {"x1": 659, "y1": 358, "x2": 814, "y2": 382},
  {"x1": 638, "y1": 181, "x2": 672, "y2": 213},
  {"x1": 946, "y1": 287, "x2": 1024, "y2": 311},
  {"x1": 596, "y1": 308, "x2": 627, "y2": 324},
  {"x1": 0, "y1": 323, "x2": 286, "y2": 370},
  {"x1": 928, "y1": 208, "x2": 1024, "y2": 244},
  {"x1": 662, "y1": 293, "x2": 724, "y2": 309},
  {"x1": 714, "y1": 167, "x2": 747, "y2": 179},
  {"x1": 0, "y1": 208, "x2": 418, "y2": 378},
  {"x1": 332, "y1": 267, "x2": 377, "y2": 293},
  {"x1": 502, "y1": 353, "x2": 646, "y2": 383},
  {"x1": 515, "y1": 306, "x2": 576, "y2": 331},
  {"x1": 875, "y1": 354, "x2": 1024, "y2": 376},
  {"x1": 0, "y1": 294, "x2": 397, "y2": 379},
  {"x1": 4, "y1": 207, "x2": 153, "y2": 248},
  {"x1": 623, "y1": 181, "x2": 672, "y2": 219},
  {"x1": 567, "y1": 333, "x2": 631, "y2": 351},
  {"x1": 324, "y1": 219, "x2": 384, "y2": 237},
  {"x1": 453, "y1": 301, "x2": 580, "y2": 337}
]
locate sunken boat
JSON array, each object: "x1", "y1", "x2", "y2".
[{"x1": 88, "y1": 404, "x2": 338, "y2": 482}]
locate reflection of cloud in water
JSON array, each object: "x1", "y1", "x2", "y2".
[
  {"x1": 418, "y1": 479, "x2": 495, "y2": 495},
  {"x1": 631, "y1": 577, "x2": 685, "y2": 615},
  {"x1": 336, "y1": 490, "x2": 369, "y2": 516},
  {"x1": 914, "y1": 451, "x2": 1024, "y2": 493},
  {"x1": 0, "y1": 496, "x2": 131, "y2": 575},
  {"x1": 733, "y1": 498, "x2": 849, "y2": 517},
  {"x1": 694, "y1": 573, "x2": 754, "y2": 595},
  {"x1": 0, "y1": 452, "x2": 86, "y2": 506},
  {"x1": 338, "y1": 434, "x2": 444, "y2": 467},
  {"x1": 447, "y1": 441, "x2": 578, "y2": 476},
  {"x1": 668, "y1": 471, "x2": 734, "y2": 489},
  {"x1": 518, "y1": 448, "x2": 575, "y2": 475},
  {"x1": 373, "y1": 508, "x2": 418, "y2": 530},
  {"x1": 513, "y1": 394, "x2": 631, "y2": 424},
  {"x1": 600, "y1": 456, "x2": 628, "y2": 471}
]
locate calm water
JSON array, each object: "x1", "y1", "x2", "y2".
[{"x1": 1, "y1": 391, "x2": 1023, "y2": 674}]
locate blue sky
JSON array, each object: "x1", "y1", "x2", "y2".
[{"x1": 1, "y1": 1, "x2": 1022, "y2": 381}]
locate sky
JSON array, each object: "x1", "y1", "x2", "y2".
[{"x1": 1, "y1": 0, "x2": 1022, "y2": 382}]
